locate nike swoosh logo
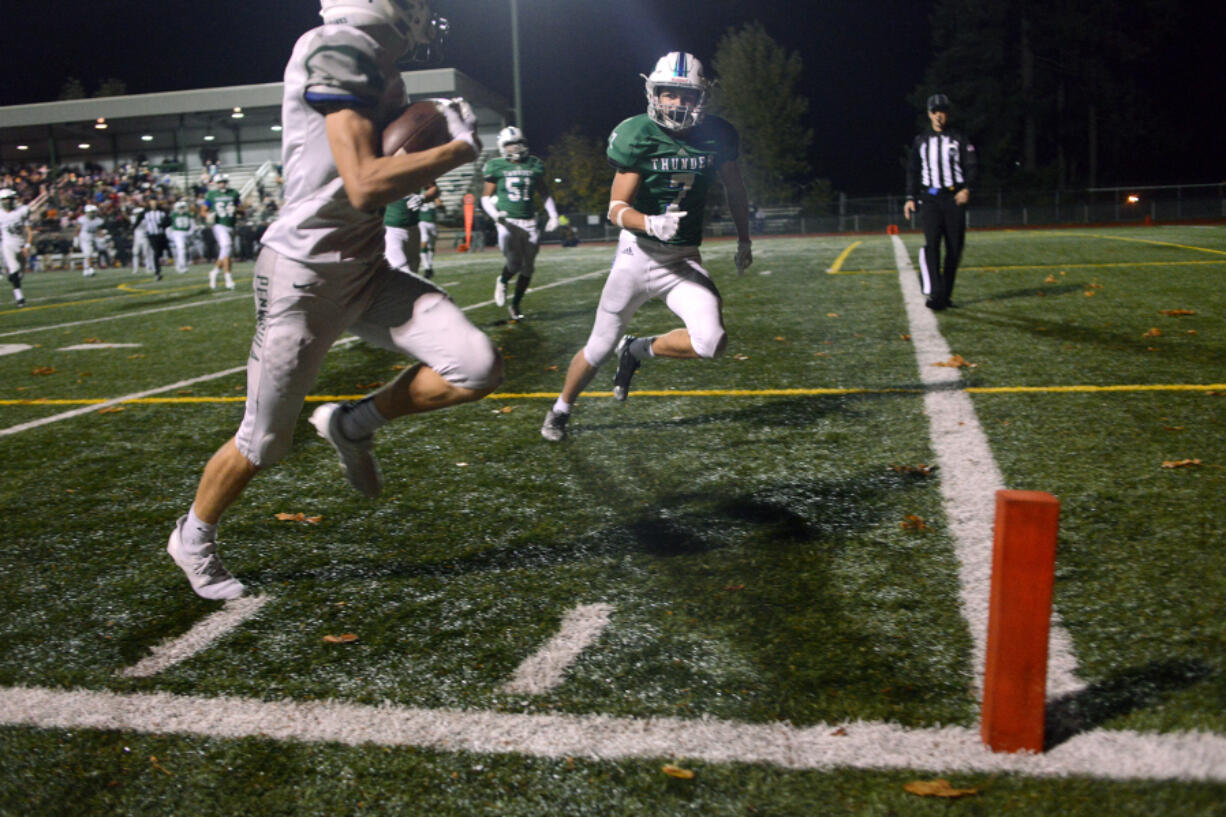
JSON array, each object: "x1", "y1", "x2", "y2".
[{"x1": 291, "y1": 281, "x2": 317, "y2": 290}]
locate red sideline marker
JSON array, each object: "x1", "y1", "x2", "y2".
[{"x1": 981, "y1": 490, "x2": 1060, "y2": 753}]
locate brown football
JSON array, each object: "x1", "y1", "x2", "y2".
[{"x1": 382, "y1": 100, "x2": 450, "y2": 156}]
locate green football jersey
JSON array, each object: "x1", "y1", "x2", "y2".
[
  {"x1": 171, "y1": 212, "x2": 194, "y2": 232},
  {"x1": 418, "y1": 199, "x2": 437, "y2": 223},
  {"x1": 205, "y1": 188, "x2": 242, "y2": 228},
  {"x1": 482, "y1": 155, "x2": 547, "y2": 219},
  {"x1": 606, "y1": 113, "x2": 739, "y2": 246},
  {"x1": 383, "y1": 196, "x2": 420, "y2": 228}
]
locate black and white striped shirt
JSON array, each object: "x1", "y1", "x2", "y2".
[
  {"x1": 906, "y1": 129, "x2": 978, "y2": 200},
  {"x1": 141, "y1": 208, "x2": 169, "y2": 236}
]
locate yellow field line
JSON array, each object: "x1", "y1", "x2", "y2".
[
  {"x1": 0, "y1": 280, "x2": 212, "y2": 317},
  {"x1": 6, "y1": 383, "x2": 1224, "y2": 407},
  {"x1": 1049, "y1": 231, "x2": 1226, "y2": 257},
  {"x1": 825, "y1": 241, "x2": 863, "y2": 273}
]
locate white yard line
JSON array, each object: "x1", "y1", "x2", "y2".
[
  {"x1": 891, "y1": 235, "x2": 1084, "y2": 700},
  {"x1": 1, "y1": 685, "x2": 1223, "y2": 781},
  {"x1": 503, "y1": 603, "x2": 613, "y2": 695},
  {"x1": 0, "y1": 268, "x2": 608, "y2": 439},
  {"x1": 0, "y1": 293, "x2": 249, "y2": 339},
  {"x1": 119, "y1": 596, "x2": 270, "y2": 678}
]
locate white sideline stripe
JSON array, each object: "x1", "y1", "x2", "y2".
[
  {"x1": 119, "y1": 596, "x2": 271, "y2": 678},
  {"x1": 503, "y1": 603, "x2": 613, "y2": 695},
  {"x1": 2, "y1": 685, "x2": 1224, "y2": 781},
  {"x1": 0, "y1": 268, "x2": 608, "y2": 439},
  {"x1": 0, "y1": 293, "x2": 248, "y2": 338},
  {"x1": 891, "y1": 235, "x2": 1084, "y2": 700}
]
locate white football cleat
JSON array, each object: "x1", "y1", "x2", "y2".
[
  {"x1": 310, "y1": 402, "x2": 383, "y2": 498},
  {"x1": 167, "y1": 517, "x2": 245, "y2": 600},
  {"x1": 540, "y1": 409, "x2": 569, "y2": 442},
  {"x1": 493, "y1": 278, "x2": 507, "y2": 307}
]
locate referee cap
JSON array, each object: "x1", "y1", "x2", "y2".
[{"x1": 927, "y1": 94, "x2": 951, "y2": 112}]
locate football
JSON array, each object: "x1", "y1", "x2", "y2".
[{"x1": 381, "y1": 100, "x2": 451, "y2": 156}]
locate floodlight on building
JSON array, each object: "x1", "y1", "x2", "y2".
[
  {"x1": 141, "y1": 135, "x2": 154, "y2": 142},
  {"x1": 270, "y1": 124, "x2": 283, "y2": 132},
  {"x1": 16, "y1": 145, "x2": 29, "y2": 151},
  {"x1": 231, "y1": 107, "x2": 245, "y2": 119},
  {"x1": 1126, "y1": 194, "x2": 1140, "y2": 204},
  {"x1": 203, "y1": 134, "x2": 216, "y2": 142},
  {"x1": 95, "y1": 118, "x2": 108, "y2": 130},
  {"x1": 78, "y1": 143, "x2": 91, "y2": 150}
]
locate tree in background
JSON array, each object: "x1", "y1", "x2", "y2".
[
  {"x1": 542, "y1": 127, "x2": 613, "y2": 215},
  {"x1": 58, "y1": 78, "x2": 86, "y2": 100},
  {"x1": 914, "y1": 0, "x2": 1176, "y2": 190},
  {"x1": 94, "y1": 78, "x2": 128, "y2": 98},
  {"x1": 709, "y1": 22, "x2": 827, "y2": 208}
]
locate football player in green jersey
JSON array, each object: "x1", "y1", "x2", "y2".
[
  {"x1": 417, "y1": 186, "x2": 442, "y2": 278},
  {"x1": 169, "y1": 200, "x2": 195, "y2": 273},
  {"x1": 201, "y1": 175, "x2": 243, "y2": 290},
  {"x1": 541, "y1": 52, "x2": 752, "y2": 442},
  {"x1": 480, "y1": 126, "x2": 559, "y2": 320},
  {"x1": 383, "y1": 190, "x2": 422, "y2": 273}
]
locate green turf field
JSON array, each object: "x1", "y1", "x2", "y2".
[{"x1": 1, "y1": 226, "x2": 1224, "y2": 815}]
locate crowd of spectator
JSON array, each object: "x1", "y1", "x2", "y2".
[{"x1": 0, "y1": 160, "x2": 282, "y2": 268}]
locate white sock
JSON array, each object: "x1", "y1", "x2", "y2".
[
  {"x1": 339, "y1": 398, "x2": 388, "y2": 440},
  {"x1": 13, "y1": 288, "x2": 23, "y2": 301},
  {"x1": 209, "y1": 268, "x2": 219, "y2": 287},
  {"x1": 629, "y1": 336, "x2": 656, "y2": 360},
  {"x1": 552, "y1": 397, "x2": 572, "y2": 415},
  {"x1": 182, "y1": 507, "x2": 219, "y2": 552},
  {"x1": 224, "y1": 272, "x2": 235, "y2": 286}
]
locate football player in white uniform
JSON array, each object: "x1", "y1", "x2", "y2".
[
  {"x1": 481, "y1": 126, "x2": 559, "y2": 319},
  {"x1": 1, "y1": 187, "x2": 49, "y2": 307},
  {"x1": 167, "y1": 0, "x2": 503, "y2": 600},
  {"x1": 129, "y1": 206, "x2": 153, "y2": 274},
  {"x1": 75, "y1": 204, "x2": 104, "y2": 277},
  {"x1": 541, "y1": 52, "x2": 752, "y2": 442}
]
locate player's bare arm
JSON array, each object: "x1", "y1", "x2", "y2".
[
  {"x1": 326, "y1": 108, "x2": 476, "y2": 211},
  {"x1": 719, "y1": 160, "x2": 751, "y2": 242}
]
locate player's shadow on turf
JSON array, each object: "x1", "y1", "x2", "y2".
[
  {"x1": 1043, "y1": 657, "x2": 1212, "y2": 749},
  {"x1": 955, "y1": 283, "x2": 1087, "y2": 305}
]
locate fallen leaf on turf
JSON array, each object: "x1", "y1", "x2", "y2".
[
  {"x1": 901, "y1": 515, "x2": 928, "y2": 531},
  {"x1": 1084, "y1": 290, "x2": 1096, "y2": 297},
  {"x1": 31, "y1": 366, "x2": 56, "y2": 375},
  {"x1": 733, "y1": 354, "x2": 750, "y2": 360},
  {"x1": 831, "y1": 727, "x2": 848, "y2": 736},
  {"x1": 1164, "y1": 426, "x2": 1185, "y2": 432},
  {"x1": 355, "y1": 382, "x2": 384, "y2": 389},
  {"x1": 128, "y1": 354, "x2": 146, "y2": 359},
  {"x1": 499, "y1": 406, "x2": 513, "y2": 414},
  {"x1": 722, "y1": 584, "x2": 745, "y2": 592},
  {"x1": 1159, "y1": 309, "x2": 1196, "y2": 317},
  {"x1": 178, "y1": 326, "x2": 193, "y2": 331},
  {"x1": 899, "y1": 334, "x2": 911, "y2": 341},
  {"x1": 904, "y1": 779, "x2": 978, "y2": 798},
  {"x1": 891, "y1": 463, "x2": 935, "y2": 476},
  {"x1": 97, "y1": 406, "x2": 125, "y2": 414},
  {"x1": 932, "y1": 355, "x2": 976, "y2": 368},
  {"x1": 456, "y1": 462, "x2": 468, "y2": 467},
  {"x1": 149, "y1": 756, "x2": 173, "y2": 776},
  {"x1": 177, "y1": 389, "x2": 193, "y2": 395},
  {"x1": 1161, "y1": 459, "x2": 1202, "y2": 469},
  {"x1": 274, "y1": 512, "x2": 322, "y2": 523},
  {"x1": 662, "y1": 764, "x2": 695, "y2": 779},
  {"x1": 84, "y1": 337, "x2": 102, "y2": 343},
  {"x1": 1142, "y1": 327, "x2": 1163, "y2": 338},
  {"x1": 826, "y1": 312, "x2": 840, "y2": 318},
  {"x1": 323, "y1": 633, "x2": 359, "y2": 644},
  {"x1": 1044, "y1": 274, "x2": 1057, "y2": 283},
  {"x1": 545, "y1": 365, "x2": 559, "y2": 371},
  {"x1": 774, "y1": 336, "x2": 786, "y2": 341},
  {"x1": 1186, "y1": 330, "x2": 1198, "y2": 335}
]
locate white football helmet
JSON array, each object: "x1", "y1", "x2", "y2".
[
  {"x1": 643, "y1": 51, "x2": 709, "y2": 131},
  {"x1": 215, "y1": 175, "x2": 229, "y2": 186},
  {"x1": 84, "y1": 204, "x2": 99, "y2": 214},
  {"x1": 319, "y1": 0, "x2": 447, "y2": 59},
  {"x1": 174, "y1": 200, "x2": 189, "y2": 211},
  {"x1": 497, "y1": 126, "x2": 529, "y2": 161},
  {"x1": 0, "y1": 189, "x2": 15, "y2": 209}
]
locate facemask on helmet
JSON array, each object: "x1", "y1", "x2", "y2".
[
  {"x1": 643, "y1": 52, "x2": 709, "y2": 131},
  {"x1": 497, "y1": 126, "x2": 529, "y2": 161},
  {"x1": 0, "y1": 189, "x2": 15, "y2": 210},
  {"x1": 319, "y1": 0, "x2": 448, "y2": 62}
]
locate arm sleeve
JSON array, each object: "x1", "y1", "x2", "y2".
[
  {"x1": 480, "y1": 195, "x2": 501, "y2": 220},
  {"x1": 543, "y1": 196, "x2": 558, "y2": 221}
]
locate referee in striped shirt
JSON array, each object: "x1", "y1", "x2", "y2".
[
  {"x1": 141, "y1": 201, "x2": 170, "y2": 281},
  {"x1": 904, "y1": 94, "x2": 978, "y2": 310}
]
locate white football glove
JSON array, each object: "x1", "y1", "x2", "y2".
[
  {"x1": 643, "y1": 208, "x2": 687, "y2": 242},
  {"x1": 404, "y1": 193, "x2": 424, "y2": 210},
  {"x1": 440, "y1": 97, "x2": 480, "y2": 155},
  {"x1": 735, "y1": 240, "x2": 753, "y2": 274},
  {"x1": 544, "y1": 216, "x2": 559, "y2": 232}
]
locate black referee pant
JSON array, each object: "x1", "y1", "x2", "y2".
[
  {"x1": 918, "y1": 190, "x2": 966, "y2": 309},
  {"x1": 149, "y1": 233, "x2": 169, "y2": 278}
]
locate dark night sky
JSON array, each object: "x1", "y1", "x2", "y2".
[{"x1": 1, "y1": 1, "x2": 1221, "y2": 194}]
